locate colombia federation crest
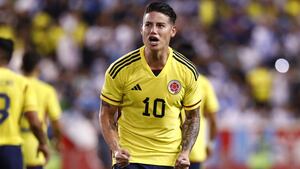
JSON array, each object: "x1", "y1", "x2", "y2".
[{"x1": 168, "y1": 80, "x2": 181, "y2": 95}]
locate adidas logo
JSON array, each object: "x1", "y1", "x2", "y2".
[{"x1": 131, "y1": 84, "x2": 142, "y2": 91}]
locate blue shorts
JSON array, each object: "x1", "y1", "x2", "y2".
[
  {"x1": 113, "y1": 163, "x2": 174, "y2": 169},
  {"x1": 189, "y1": 162, "x2": 202, "y2": 169},
  {"x1": 0, "y1": 145, "x2": 23, "y2": 169}
]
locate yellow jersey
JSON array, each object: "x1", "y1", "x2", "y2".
[
  {"x1": 101, "y1": 46, "x2": 202, "y2": 166},
  {"x1": 189, "y1": 75, "x2": 219, "y2": 162},
  {"x1": 20, "y1": 77, "x2": 62, "y2": 166},
  {"x1": 0, "y1": 68, "x2": 37, "y2": 145}
]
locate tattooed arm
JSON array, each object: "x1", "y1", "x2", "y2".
[
  {"x1": 175, "y1": 108, "x2": 200, "y2": 169},
  {"x1": 99, "y1": 100, "x2": 130, "y2": 167}
]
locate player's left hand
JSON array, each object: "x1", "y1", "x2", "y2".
[
  {"x1": 38, "y1": 143, "x2": 50, "y2": 164},
  {"x1": 175, "y1": 152, "x2": 190, "y2": 169}
]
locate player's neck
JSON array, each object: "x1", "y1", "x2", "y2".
[
  {"x1": 144, "y1": 47, "x2": 169, "y2": 70},
  {"x1": 23, "y1": 69, "x2": 39, "y2": 77}
]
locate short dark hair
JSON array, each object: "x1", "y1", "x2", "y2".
[
  {"x1": 21, "y1": 51, "x2": 41, "y2": 74},
  {"x1": 0, "y1": 37, "x2": 14, "y2": 62},
  {"x1": 144, "y1": 1, "x2": 177, "y2": 24}
]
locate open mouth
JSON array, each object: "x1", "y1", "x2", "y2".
[{"x1": 149, "y1": 36, "x2": 159, "y2": 42}]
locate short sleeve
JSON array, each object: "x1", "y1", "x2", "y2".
[
  {"x1": 204, "y1": 77, "x2": 219, "y2": 113},
  {"x1": 23, "y1": 81, "x2": 38, "y2": 112},
  {"x1": 47, "y1": 87, "x2": 62, "y2": 121},
  {"x1": 100, "y1": 68, "x2": 123, "y2": 106}
]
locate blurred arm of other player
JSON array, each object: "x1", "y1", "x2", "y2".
[
  {"x1": 204, "y1": 111, "x2": 217, "y2": 158},
  {"x1": 49, "y1": 118, "x2": 62, "y2": 150}
]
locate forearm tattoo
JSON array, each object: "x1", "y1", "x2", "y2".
[
  {"x1": 100, "y1": 101, "x2": 120, "y2": 151},
  {"x1": 181, "y1": 109, "x2": 200, "y2": 152},
  {"x1": 101, "y1": 101, "x2": 118, "y2": 131}
]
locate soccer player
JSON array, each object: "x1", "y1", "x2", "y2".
[
  {"x1": 0, "y1": 37, "x2": 49, "y2": 169},
  {"x1": 99, "y1": 2, "x2": 202, "y2": 169},
  {"x1": 189, "y1": 75, "x2": 219, "y2": 169},
  {"x1": 20, "y1": 51, "x2": 62, "y2": 169}
]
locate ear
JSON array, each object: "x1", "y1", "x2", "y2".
[{"x1": 171, "y1": 25, "x2": 176, "y2": 38}]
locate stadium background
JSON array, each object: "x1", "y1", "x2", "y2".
[{"x1": 1, "y1": 0, "x2": 300, "y2": 169}]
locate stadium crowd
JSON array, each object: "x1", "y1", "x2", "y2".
[{"x1": 1, "y1": 0, "x2": 300, "y2": 168}]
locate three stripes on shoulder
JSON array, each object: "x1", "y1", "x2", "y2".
[
  {"x1": 131, "y1": 84, "x2": 142, "y2": 91},
  {"x1": 108, "y1": 49, "x2": 141, "y2": 79}
]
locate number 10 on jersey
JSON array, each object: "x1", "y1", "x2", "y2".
[{"x1": 142, "y1": 97, "x2": 166, "y2": 118}]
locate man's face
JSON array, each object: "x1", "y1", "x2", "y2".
[{"x1": 141, "y1": 11, "x2": 176, "y2": 51}]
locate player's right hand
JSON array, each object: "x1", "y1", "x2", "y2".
[
  {"x1": 175, "y1": 152, "x2": 190, "y2": 169},
  {"x1": 114, "y1": 149, "x2": 130, "y2": 168},
  {"x1": 38, "y1": 143, "x2": 50, "y2": 164}
]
